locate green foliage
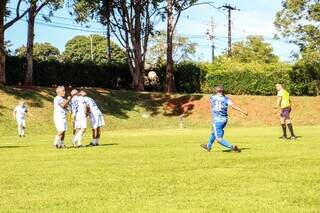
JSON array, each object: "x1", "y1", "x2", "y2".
[
  {"x1": 274, "y1": 0, "x2": 320, "y2": 51},
  {"x1": 15, "y1": 42, "x2": 60, "y2": 61},
  {"x1": 63, "y1": 34, "x2": 126, "y2": 64},
  {"x1": 147, "y1": 31, "x2": 197, "y2": 65},
  {"x1": 6, "y1": 56, "x2": 131, "y2": 89},
  {"x1": 231, "y1": 36, "x2": 279, "y2": 63}
]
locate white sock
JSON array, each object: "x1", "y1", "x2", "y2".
[
  {"x1": 18, "y1": 127, "x2": 21, "y2": 136},
  {"x1": 21, "y1": 128, "x2": 25, "y2": 136},
  {"x1": 60, "y1": 140, "x2": 64, "y2": 148},
  {"x1": 77, "y1": 135, "x2": 82, "y2": 147},
  {"x1": 95, "y1": 139, "x2": 99, "y2": 145},
  {"x1": 73, "y1": 130, "x2": 82, "y2": 143},
  {"x1": 54, "y1": 135, "x2": 60, "y2": 146}
]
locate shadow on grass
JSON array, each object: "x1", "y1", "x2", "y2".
[
  {"x1": 0, "y1": 145, "x2": 29, "y2": 149},
  {"x1": 85, "y1": 89, "x2": 203, "y2": 119},
  {"x1": 222, "y1": 147, "x2": 250, "y2": 153}
]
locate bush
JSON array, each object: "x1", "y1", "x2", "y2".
[{"x1": 6, "y1": 56, "x2": 132, "y2": 89}]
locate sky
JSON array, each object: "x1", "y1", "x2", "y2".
[{"x1": 5, "y1": 0, "x2": 298, "y2": 62}]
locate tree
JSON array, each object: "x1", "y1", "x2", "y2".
[
  {"x1": 231, "y1": 35, "x2": 279, "y2": 63},
  {"x1": 63, "y1": 34, "x2": 126, "y2": 64},
  {"x1": 165, "y1": 0, "x2": 197, "y2": 93},
  {"x1": 24, "y1": 0, "x2": 64, "y2": 86},
  {"x1": 274, "y1": 0, "x2": 320, "y2": 52},
  {"x1": 147, "y1": 31, "x2": 196, "y2": 65},
  {"x1": 1, "y1": 0, "x2": 31, "y2": 84},
  {"x1": 72, "y1": 0, "x2": 163, "y2": 91},
  {"x1": 15, "y1": 42, "x2": 60, "y2": 61}
]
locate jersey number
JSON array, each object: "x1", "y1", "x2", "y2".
[{"x1": 215, "y1": 101, "x2": 222, "y2": 111}]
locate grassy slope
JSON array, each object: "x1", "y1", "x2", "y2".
[
  {"x1": 0, "y1": 127, "x2": 319, "y2": 212},
  {"x1": 0, "y1": 86, "x2": 320, "y2": 136}
]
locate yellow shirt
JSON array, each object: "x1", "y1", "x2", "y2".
[{"x1": 277, "y1": 89, "x2": 290, "y2": 109}]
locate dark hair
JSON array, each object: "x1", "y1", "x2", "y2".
[{"x1": 215, "y1": 85, "x2": 224, "y2": 94}]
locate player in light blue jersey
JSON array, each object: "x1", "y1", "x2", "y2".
[{"x1": 201, "y1": 85, "x2": 248, "y2": 152}]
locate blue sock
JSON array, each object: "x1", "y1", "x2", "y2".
[
  {"x1": 219, "y1": 139, "x2": 233, "y2": 149},
  {"x1": 207, "y1": 133, "x2": 216, "y2": 150}
]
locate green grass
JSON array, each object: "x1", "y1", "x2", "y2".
[{"x1": 0, "y1": 126, "x2": 319, "y2": 212}]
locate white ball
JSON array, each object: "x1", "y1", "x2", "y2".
[{"x1": 148, "y1": 71, "x2": 157, "y2": 80}]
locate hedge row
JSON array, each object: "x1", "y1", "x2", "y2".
[{"x1": 6, "y1": 56, "x2": 319, "y2": 95}]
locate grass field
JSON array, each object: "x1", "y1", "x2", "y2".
[{"x1": 0, "y1": 126, "x2": 319, "y2": 212}]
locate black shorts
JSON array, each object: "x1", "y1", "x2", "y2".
[{"x1": 280, "y1": 107, "x2": 291, "y2": 119}]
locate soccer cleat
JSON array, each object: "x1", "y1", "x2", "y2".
[
  {"x1": 279, "y1": 135, "x2": 288, "y2": 139},
  {"x1": 289, "y1": 136, "x2": 297, "y2": 140},
  {"x1": 200, "y1": 144, "x2": 210, "y2": 152},
  {"x1": 232, "y1": 145, "x2": 241, "y2": 153}
]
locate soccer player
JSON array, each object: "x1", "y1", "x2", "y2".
[
  {"x1": 69, "y1": 89, "x2": 79, "y2": 137},
  {"x1": 274, "y1": 83, "x2": 296, "y2": 140},
  {"x1": 72, "y1": 90, "x2": 88, "y2": 148},
  {"x1": 13, "y1": 101, "x2": 28, "y2": 137},
  {"x1": 80, "y1": 91, "x2": 105, "y2": 146},
  {"x1": 53, "y1": 86, "x2": 73, "y2": 148},
  {"x1": 201, "y1": 85, "x2": 248, "y2": 152}
]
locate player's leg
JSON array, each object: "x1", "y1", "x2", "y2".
[
  {"x1": 206, "y1": 125, "x2": 216, "y2": 151},
  {"x1": 284, "y1": 108, "x2": 296, "y2": 139},
  {"x1": 95, "y1": 127, "x2": 101, "y2": 145},
  {"x1": 21, "y1": 119, "x2": 26, "y2": 137},
  {"x1": 279, "y1": 110, "x2": 287, "y2": 139},
  {"x1": 16, "y1": 119, "x2": 22, "y2": 137},
  {"x1": 216, "y1": 122, "x2": 240, "y2": 152}
]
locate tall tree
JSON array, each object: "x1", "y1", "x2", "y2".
[
  {"x1": 147, "y1": 31, "x2": 196, "y2": 65},
  {"x1": 24, "y1": 0, "x2": 63, "y2": 86},
  {"x1": 165, "y1": 0, "x2": 197, "y2": 93},
  {"x1": 274, "y1": 0, "x2": 320, "y2": 52},
  {"x1": 1, "y1": 0, "x2": 30, "y2": 84},
  {"x1": 231, "y1": 35, "x2": 279, "y2": 63},
  {"x1": 15, "y1": 42, "x2": 60, "y2": 61},
  {"x1": 72, "y1": 0, "x2": 163, "y2": 91},
  {"x1": 63, "y1": 34, "x2": 126, "y2": 64}
]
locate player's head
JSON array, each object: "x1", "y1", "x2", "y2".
[
  {"x1": 215, "y1": 85, "x2": 225, "y2": 95},
  {"x1": 19, "y1": 101, "x2": 25, "y2": 106},
  {"x1": 276, "y1": 83, "x2": 283, "y2": 91},
  {"x1": 70, "y1": 89, "x2": 78, "y2": 97},
  {"x1": 79, "y1": 90, "x2": 87, "y2": 97},
  {"x1": 56, "y1": 86, "x2": 65, "y2": 97}
]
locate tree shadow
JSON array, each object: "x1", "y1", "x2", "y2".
[
  {"x1": 85, "y1": 89, "x2": 203, "y2": 119},
  {"x1": 0, "y1": 85, "x2": 56, "y2": 108}
]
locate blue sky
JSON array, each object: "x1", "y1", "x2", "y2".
[{"x1": 5, "y1": 0, "x2": 298, "y2": 62}]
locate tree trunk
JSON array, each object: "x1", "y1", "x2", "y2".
[
  {"x1": 0, "y1": 2, "x2": 6, "y2": 85},
  {"x1": 24, "y1": 3, "x2": 36, "y2": 86},
  {"x1": 165, "y1": 0, "x2": 176, "y2": 93}
]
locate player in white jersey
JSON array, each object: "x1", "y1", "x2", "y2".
[
  {"x1": 69, "y1": 89, "x2": 79, "y2": 137},
  {"x1": 13, "y1": 101, "x2": 28, "y2": 137},
  {"x1": 80, "y1": 90, "x2": 105, "y2": 146},
  {"x1": 71, "y1": 91, "x2": 88, "y2": 148},
  {"x1": 53, "y1": 86, "x2": 74, "y2": 148}
]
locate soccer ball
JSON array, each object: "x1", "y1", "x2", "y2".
[{"x1": 148, "y1": 71, "x2": 157, "y2": 80}]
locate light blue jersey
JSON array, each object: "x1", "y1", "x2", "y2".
[{"x1": 210, "y1": 94, "x2": 232, "y2": 123}]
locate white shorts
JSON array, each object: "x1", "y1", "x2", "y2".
[
  {"x1": 16, "y1": 118, "x2": 26, "y2": 127},
  {"x1": 90, "y1": 114, "x2": 105, "y2": 129},
  {"x1": 75, "y1": 116, "x2": 87, "y2": 129},
  {"x1": 54, "y1": 117, "x2": 67, "y2": 132}
]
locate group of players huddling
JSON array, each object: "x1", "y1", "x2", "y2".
[{"x1": 13, "y1": 83, "x2": 296, "y2": 151}]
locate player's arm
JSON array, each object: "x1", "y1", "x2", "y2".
[
  {"x1": 229, "y1": 101, "x2": 248, "y2": 116},
  {"x1": 60, "y1": 96, "x2": 73, "y2": 109}
]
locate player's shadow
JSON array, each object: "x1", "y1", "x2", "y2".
[
  {"x1": 0, "y1": 145, "x2": 29, "y2": 149},
  {"x1": 222, "y1": 148, "x2": 250, "y2": 153}
]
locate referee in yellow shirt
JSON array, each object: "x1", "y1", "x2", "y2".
[{"x1": 274, "y1": 84, "x2": 296, "y2": 140}]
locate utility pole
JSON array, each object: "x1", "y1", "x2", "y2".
[
  {"x1": 205, "y1": 16, "x2": 215, "y2": 63},
  {"x1": 222, "y1": 4, "x2": 239, "y2": 56}
]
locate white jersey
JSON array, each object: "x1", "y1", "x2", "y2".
[
  {"x1": 54, "y1": 96, "x2": 67, "y2": 119},
  {"x1": 14, "y1": 105, "x2": 28, "y2": 119},
  {"x1": 84, "y1": 97, "x2": 102, "y2": 116},
  {"x1": 69, "y1": 96, "x2": 79, "y2": 116},
  {"x1": 75, "y1": 96, "x2": 87, "y2": 117}
]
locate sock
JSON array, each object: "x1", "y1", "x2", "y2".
[
  {"x1": 60, "y1": 140, "x2": 64, "y2": 147},
  {"x1": 77, "y1": 135, "x2": 82, "y2": 146},
  {"x1": 73, "y1": 130, "x2": 83, "y2": 144},
  {"x1": 54, "y1": 135, "x2": 59, "y2": 146},
  {"x1": 281, "y1": 124, "x2": 287, "y2": 136},
  {"x1": 219, "y1": 139, "x2": 233, "y2": 149},
  {"x1": 95, "y1": 139, "x2": 99, "y2": 145},
  {"x1": 21, "y1": 128, "x2": 25, "y2": 136},
  {"x1": 287, "y1": 123, "x2": 295, "y2": 137},
  {"x1": 18, "y1": 127, "x2": 21, "y2": 136},
  {"x1": 207, "y1": 133, "x2": 216, "y2": 150}
]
